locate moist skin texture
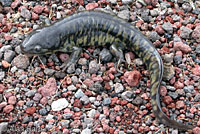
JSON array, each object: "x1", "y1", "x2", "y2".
[{"x1": 20, "y1": 11, "x2": 194, "y2": 131}]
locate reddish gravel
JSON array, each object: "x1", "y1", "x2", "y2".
[{"x1": 0, "y1": 0, "x2": 199, "y2": 133}]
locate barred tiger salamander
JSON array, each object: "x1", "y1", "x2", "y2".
[{"x1": 20, "y1": 11, "x2": 194, "y2": 130}]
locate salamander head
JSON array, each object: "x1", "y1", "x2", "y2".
[{"x1": 20, "y1": 28, "x2": 61, "y2": 55}]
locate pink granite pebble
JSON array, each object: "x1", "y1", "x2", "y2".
[
  {"x1": 160, "y1": 86, "x2": 167, "y2": 97},
  {"x1": 3, "y1": 105, "x2": 14, "y2": 113},
  {"x1": 33, "y1": 5, "x2": 44, "y2": 14},
  {"x1": 85, "y1": 3, "x2": 98, "y2": 10},
  {"x1": 38, "y1": 77, "x2": 57, "y2": 97},
  {"x1": 124, "y1": 70, "x2": 141, "y2": 86},
  {"x1": 176, "y1": 101, "x2": 185, "y2": 109},
  {"x1": 173, "y1": 42, "x2": 192, "y2": 53},
  {"x1": 8, "y1": 96, "x2": 17, "y2": 105}
]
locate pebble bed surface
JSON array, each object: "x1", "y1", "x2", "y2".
[{"x1": 0, "y1": 0, "x2": 200, "y2": 133}]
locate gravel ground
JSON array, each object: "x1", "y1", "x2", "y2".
[{"x1": 0, "y1": 0, "x2": 200, "y2": 133}]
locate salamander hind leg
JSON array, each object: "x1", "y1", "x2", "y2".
[
  {"x1": 109, "y1": 44, "x2": 125, "y2": 71},
  {"x1": 60, "y1": 46, "x2": 82, "y2": 72}
]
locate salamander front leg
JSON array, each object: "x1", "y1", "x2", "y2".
[
  {"x1": 110, "y1": 44, "x2": 125, "y2": 70},
  {"x1": 60, "y1": 47, "x2": 82, "y2": 72}
]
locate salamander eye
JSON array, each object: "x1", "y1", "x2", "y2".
[{"x1": 34, "y1": 45, "x2": 41, "y2": 52}]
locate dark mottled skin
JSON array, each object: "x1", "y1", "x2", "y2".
[{"x1": 20, "y1": 11, "x2": 194, "y2": 130}]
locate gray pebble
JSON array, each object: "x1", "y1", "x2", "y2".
[
  {"x1": 117, "y1": 10, "x2": 130, "y2": 21},
  {"x1": 0, "y1": 122, "x2": 8, "y2": 134},
  {"x1": 0, "y1": 13, "x2": 3, "y2": 22},
  {"x1": 103, "y1": 98, "x2": 111, "y2": 105},
  {"x1": 68, "y1": 85, "x2": 77, "y2": 91},
  {"x1": 166, "y1": 86, "x2": 176, "y2": 91},
  {"x1": 94, "y1": 101, "x2": 100, "y2": 106},
  {"x1": 174, "y1": 56, "x2": 182, "y2": 64},
  {"x1": 71, "y1": 76, "x2": 79, "y2": 84},
  {"x1": 0, "y1": 72, "x2": 5, "y2": 81},
  {"x1": 194, "y1": 93, "x2": 200, "y2": 102},
  {"x1": 22, "y1": 116, "x2": 31, "y2": 124},
  {"x1": 0, "y1": 0, "x2": 12, "y2": 6},
  {"x1": 67, "y1": 63, "x2": 75, "y2": 73},
  {"x1": 89, "y1": 82, "x2": 102, "y2": 93},
  {"x1": 25, "y1": 89, "x2": 37, "y2": 97},
  {"x1": 20, "y1": 7, "x2": 31, "y2": 20},
  {"x1": 89, "y1": 97, "x2": 96, "y2": 103},
  {"x1": 168, "y1": 91, "x2": 178, "y2": 99},
  {"x1": 122, "y1": 0, "x2": 133, "y2": 4},
  {"x1": 44, "y1": 18, "x2": 51, "y2": 25},
  {"x1": 19, "y1": 74, "x2": 27, "y2": 80},
  {"x1": 145, "y1": 117, "x2": 153, "y2": 125},
  {"x1": 80, "y1": 95, "x2": 90, "y2": 105},
  {"x1": 39, "y1": 108, "x2": 48, "y2": 116},
  {"x1": 149, "y1": 31, "x2": 160, "y2": 42},
  {"x1": 0, "y1": 52, "x2": 2, "y2": 59},
  {"x1": 33, "y1": 24, "x2": 40, "y2": 30},
  {"x1": 195, "y1": 45, "x2": 200, "y2": 54},
  {"x1": 182, "y1": 2, "x2": 192, "y2": 12},
  {"x1": 119, "y1": 131, "x2": 125, "y2": 134},
  {"x1": 88, "y1": 109, "x2": 96, "y2": 118},
  {"x1": 73, "y1": 129, "x2": 80, "y2": 133},
  {"x1": 114, "y1": 83, "x2": 124, "y2": 93},
  {"x1": 107, "y1": 0, "x2": 117, "y2": 4},
  {"x1": 171, "y1": 14, "x2": 180, "y2": 22},
  {"x1": 162, "y1": 22, "x2": 173, "y2": 34},
  {"x1": 136, "y1": 0, "x2": 146, "y2": 6},
  {"x1": 171, "y1": 129, "x2": 178, "y2": 134},
  {"x1": 99, "y1": 48, "x2": 112, "y2": 62},
  {"x1": 46, "y1": 114, "x2": 54, "y2": 120},
  {"x1": 54, "y1": 72, "x2": 66, "y2": 79},
  {"x1": 81, "y1": 128, "x2": 92, "y2": 134},
  {"x1": 51, "y1": 4, "x2": 57, "y2": 9},
  {"x1": 141, "y1": 12, "x2": 152, "y2": 23},
  {"x1": 75, "y1": 89, "x2": 85, "y2": 99},
  {"x1": 99, "y1": 114, "x2": 106, "y2": 120},
  {"x1": 167, "y1": 8, "x2": 174, "y2": 15},
  {"x1": 160, "y1": 1, "x2": 171, "y2": 9},
  {"x1": 173, "y1": 34, "x2": 182, "y2": 42},
  {"x1": 183, "y1": 85, "x2": 194, "y2": 93},
  {"x1": 26, "y1": 100, "x2": 34, "y2": 107},
  {"x1": 49, "y1": 54, "x2": 59, "y2": 63},
  {"x1": 63, "y1": 113, "x2": 73, "y2": 119},
  {"x1": 150, "y1": 9, "x2": 159, "y2": 17},
  {"x1": 34, "y1": 67, "x2": 41, "y2": 73},
  {"x1": 192, "y1": 8, "x2": 200, "y2": 15},
  {"x1": 93, "y1": 48, "x2": 100, "y2": 57},
  {"x1": 0, "y1": 45, "x2": 12, "y2": 53},
  {"x1": 10, "y1": 26, "x2": 18, "y2": 33},
  {"x1": 10, "y1": 66, "x2": 17, "y2": 73},
  {"x1": 0, "y1": 94, "x2": 2, "y2": 102},
  {"x1": 56, "y1": 12, "x2": 62, "y2": 19},
  {"x1": 33, "y1": 93, "x2": 42, "y2": 101},
  {"x1": 132, "y1": 96, "x2": 143, "y2": 105},
  {"x1": 195, "y1": 59, "x2": 200, "y2": 64},
  {"x1": 60, "y1": 120, "x2": 70, "y2": 127},
  {"x1": 75, "y1": 68, "x2": 82, "y2": 75},
  {"x1": 44, "y1": 68, "x2": 55, "y2": 75},
  {"x1": 88, "y1": 60, "x2": 99, "y2": 74},
  {"x1": 121, "y1": 91, "x2": 133, "y2": 102},
  {"x1": 163, "y1": 53, "x2": 174, "y2": 63},
  {"x1": 12, "y1": 55, "x2": 30, "y2": 69},
  {"x1": 180, "y1": 26, "x2": 192, "y2": 39}
]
